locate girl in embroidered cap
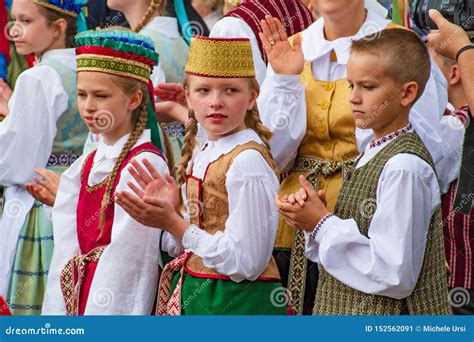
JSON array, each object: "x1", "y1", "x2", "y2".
[
  {"x1": 0, "y1": 0, "x2": 88, "y2": 315},
  {"x1": 116, "y1": 35, "x2": 285, "y2": 315},
  {"x1": 41, "y1": 29, "x2": 169, "y2": 315}
]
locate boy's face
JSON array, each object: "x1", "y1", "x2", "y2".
[{"x1": 347, "y1": 51, "x2": 405, "y2": 131}]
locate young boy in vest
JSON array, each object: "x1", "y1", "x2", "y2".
[{"x1": 276, "y1": 28, "x2": 452, "y2": 315}]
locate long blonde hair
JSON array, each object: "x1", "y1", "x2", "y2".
[
  {"x1": 176, "y1": 77, "x2": 273, "y2": 186},
  {"x1": 134, "y1": 0, "x2": 167, "y2": 32},
  {"x1": 97, "y1": 76, "x2": 149, "y2": 230}
]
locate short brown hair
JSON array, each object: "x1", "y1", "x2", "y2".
[
  {"x1": 351, "y1": 28, "x2": 431, "y2": 101},
  {"x1": 37, "y1": 6, "x2": 77, "y2": 48}
]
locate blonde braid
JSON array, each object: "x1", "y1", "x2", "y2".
[
  {"x1": 245, "y1": 106, "x2": 273, "y2": 157},
  {"x1": 176, "y1": 110, "x2": 198, "y2": 186},
  {"x1": 98, "y1": 101, "x2": 149, "y2": 231},
  {"x1": 134, "y1": 0, "x2": 164, "y2": 32}
]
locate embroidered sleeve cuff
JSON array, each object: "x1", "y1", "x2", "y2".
[
  {"x1": 310, "y1": 214, "x2": 337, "y2": 243},
  {"x1": 182, "y1": 224, "x2": 204, "y2": 250}
]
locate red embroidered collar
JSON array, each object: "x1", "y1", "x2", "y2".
[{"x1": 370, "y1": 122, "x2": 413, "y2": 149}]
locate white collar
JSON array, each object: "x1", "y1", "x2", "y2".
[
  {"x1": 301, "y1": 8, "x2": 391, "y2": 64},
  {"x1": 40, "y1": 48, "x2": 76, "y2": 69},
  {"x1": 94, "y1": 129, "x2": 151, "y2": 162},
  {"x1": 201, "y1": 129, "x2": 264, "y2": 163},
  {"x1": 142, "y1": 16, "x2": 181, "y2": 38}
]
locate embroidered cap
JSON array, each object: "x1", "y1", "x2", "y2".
[
  {"x1": 75, "y1": 29, "x2": 164, "y2": 152},
  {"x1": 185, "y1": 35, "x2": 255, "y2": 78},
  {"x1": 32, "y1": 0, "x2": 87, "y2": 17},
  {"x1": 75, "y1": 30, "x2": 159, "y2": 84}
]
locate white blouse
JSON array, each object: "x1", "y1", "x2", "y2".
[
  {"x1": 0, "y1": 49, "x2": 75, "y2": 298},
  {"x1": 42, "y1": 130, "x2": 169, "y2": 315},
  {"x1": 163, "y1": 129, "x2": 280, "y2": 283},
  {"x1": 305, "y1": 126, "x2": 441, "y2": 299},
  {"x1": 257, "y1": 7, "x2": 449, "y2": 189}
]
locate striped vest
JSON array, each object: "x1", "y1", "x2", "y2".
[{"x1": 314, "y1": 132, "x2": 452, "y2": 315}]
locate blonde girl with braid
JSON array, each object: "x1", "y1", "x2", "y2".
[
  {"x1": 108, "y1": 0, "x2": 190, "y2": 168},
  {"x1": 42, "y1": 30, "x2": 169, "y2": 315},
  {"x1": 116, "y1": 36, "x2": 285, "y2": 315}
]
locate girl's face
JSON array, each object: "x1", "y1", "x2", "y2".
[
  {"x1": 10, "y1": 0, "x2": 60, "y2": 55},
  {"x1": 186, "y1": 76, "x2": 258, "y2": 141},
  {"x1": 77, "y1": 72, "x2": 143, "y2": 145}
]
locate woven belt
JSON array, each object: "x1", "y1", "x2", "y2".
[
  {"x1": 60, "y1": 246, "x2": 106, "y2": 315},
  {"x1": 293, "y1": 156, "x2": 354, "y2": 178},
  {"x1": 47, "y1": 153, "x2": 81, "y2": 167}
]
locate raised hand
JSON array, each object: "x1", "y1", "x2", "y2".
[
  {"x1": 259, "y1": 15, "x2": 304, "y2": 75},
  {"x1": 154, "y1": 83, "x2": 187, "y2": 106},
  {"x1": 126, "y1": 158, "x2": 180, "y2": 212},
  {"x1": 25, "y1": 168, "x2": 61, "y2": 206}
]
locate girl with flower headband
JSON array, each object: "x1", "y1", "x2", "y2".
[
  {"x1": 0, "y1": 0, "x2": 88, "y2": 315},
  {"x1": 42, "y1": 29, "x2": 169, "y2": 315},
  {"x1": 116, "y1": 36, "x2": 285, "y2": 315},
  {"x1": 106, "y1": 0, "x2": 189, "y2": 167}
]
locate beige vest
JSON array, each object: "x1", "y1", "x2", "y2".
[{"x1": 185, "y1": 141, "x2": 281, "y2": 280}]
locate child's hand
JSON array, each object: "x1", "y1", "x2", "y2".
[
  {"x1": 276, "y1": 175, "x2": 330, "y2": 231},
  {"x1": 259, "y1": 15, "x2": 304, "y2": 75},
  {"x1": 25, "y1": 168, "x2": 60, "y2": 206},
  {"x1": 127, "y1": 158, "x2": 180, "y2": 213},
  {"x1": 154, "y1": 83, "x2": 187, "y2": 107},
  {"x1": 115, "y1": 191, "x2": 190, "y2": 239},
  {"x1": 287, "y1": 187, "x2": 308, "y2": 207}
]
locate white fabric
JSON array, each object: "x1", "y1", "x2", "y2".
[
  {"x1": 0, "y1": 49, "x2": 75, "y2": 297},
  {"x1": 141, "y1": 16, "x2": 174, "y2": 86},
  {"x1": 210, "y1": 17, "x2": 267, "y2": 86},
  {"x1": 436, "y1": 114, "x2": 465, "y2": 194},
  {"x1": 42, "y1": 130, "x2": 168, "y2": 315},
  {"x1": 305, "y1": 126, "x2": 441, "y2": 299},
  {"x1": 258, "y1": 7, "x2": 447, "y2": 175},
  {"x1": 163, "y1": 129, "x2": 280, "y2": 282}
]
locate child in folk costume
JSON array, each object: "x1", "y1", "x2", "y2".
[
  {"x1": 258, "y1": 0, "x2": 448, "y2": 314},
  {"x1": 107, "y1": 0, "x2": 190, "y2": 167},
  {"x1": 277, "y1": 28, "x2": 452, "y2": 315},
  {"x1": 42, "y1": 30, "x2": 168, "y2": 315},
  {"x1": 116, "y1": 36, "x2": 284, "y2": 315},
  {"x1": 0, "y1": 0, "x2": 88, "y2": 315}
]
